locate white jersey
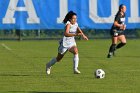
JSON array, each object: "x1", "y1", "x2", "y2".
[{"x1": 62, "y1": 21, "x2": 78, "y2": 47}]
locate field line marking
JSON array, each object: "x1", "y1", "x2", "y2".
[{"x1": 1, "y1": 43, "x2": 12, "y2": 51}]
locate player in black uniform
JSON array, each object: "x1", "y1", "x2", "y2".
[{"x1": 107, "y1": 4, "x2": 127, "y2": 58}]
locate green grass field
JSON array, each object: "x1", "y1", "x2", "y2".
[{"x1": 0, "y1": 39, "x2": 140, "y2": 93}]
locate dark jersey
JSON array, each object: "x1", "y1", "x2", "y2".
[{"x1": 111, "y1": 11, "x2": 126, "y2": 31}]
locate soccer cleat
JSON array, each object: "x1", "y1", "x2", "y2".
[
  {"x1": 46, "y1": 65, "x2": 51, "y2": 75},
  {"x1": 107, "y1": 52, "x2": 112, "y2": 58},
  {"x1": 46, "y1": 68, "x2": 51, "y2": 75},
  {"x1": 46, "y1": 69, "x2": 50, "y2": 75},
  {"x1": 74, "y1": 69, "x2": 81, "y2": 74}
]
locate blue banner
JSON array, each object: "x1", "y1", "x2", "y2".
[{"x1": 0, "y1": 0, "x2": 140, "y2": 29}]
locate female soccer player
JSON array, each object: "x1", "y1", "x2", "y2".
[
  {"x1": 107, "y1": 4, "x2": 127, "y2": 58},
  {"x1": 46, "y1": 11, "x2": 88, "y2": 74}
]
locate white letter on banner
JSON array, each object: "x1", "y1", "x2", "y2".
[
  {"x1": 3, "y1": 0, "x2": 40, "y2": 24},
  {"x1": 128, "y1": 0, "x2": 140, "y2": 23},
  {"x1": 89, "y1": 0, "x2": 119, "y2": 23},
  {"x1": 57, "y1": 0, "x2": 68, "y2": 23}
]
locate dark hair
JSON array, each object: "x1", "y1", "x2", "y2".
[
  {"x1": 116, "y1": 4, "x2": 125, "y2": 16},
  {"x1": 63, "y1": 11, "x2": 77, "y2": 24},
  {"x1": 119, "y1": 4, "x2": 125, "y2": 12}
]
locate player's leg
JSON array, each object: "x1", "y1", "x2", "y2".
[
  {"x1": 69, "y1": 46, "x2": 80, "y2": 74},
  {"x1": 46, "y1": 53, "x2": 64, "y2": 75},
  {"x1": 107, "y1": 36, "x2": 118, "y2": 58},
  {"x1": 46, "y1": 45, "x2": 67, "y2": 75},
  {"x1": 47, "y1": 53, "x2": 64, "y2": 69},
  {"x1": 116, "y1": 35, "x2": 126, "y2": 49}
]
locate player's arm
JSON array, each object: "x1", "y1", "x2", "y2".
[
  {"x1": 64, "y1": 24, "x2": 79, "y2": 37},
  {"x1": 114, "y1": 21, "x2": 126, "y2": 30},
  {"x1": 114, "y1": 14, "x2": 126, "y2": 30},
  {"x1": 77, "y1": 27, "x2": 88, "y2": 40}
]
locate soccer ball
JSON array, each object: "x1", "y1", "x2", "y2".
[{"x1": 95, "y1": 69, "x2": 105, "y2": 79}]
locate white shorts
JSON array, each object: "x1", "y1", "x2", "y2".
[{"x1": 58, "y1": 40, "x2": 76, "y2": 55}]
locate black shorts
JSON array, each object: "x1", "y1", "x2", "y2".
[{"x1": 110, "y1": 29, "x2": 125, "y2": 37}]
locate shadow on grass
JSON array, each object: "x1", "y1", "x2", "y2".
[
  {"x1": 0, "y1": 74, "x2": 30, "y2": 77},
  {"x1": 8, "y1": 91, "x2": 100, "y2": 93}
]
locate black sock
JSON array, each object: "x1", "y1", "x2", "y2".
[
  {"x1": 109, "y1": 44, "x2": 116, "y2": 53},
  {"x1": 116, "y1": 43, "x2": 126, "y2": 49}
]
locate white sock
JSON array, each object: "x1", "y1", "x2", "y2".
[
  {"x1": 47, "y1": 58, "x2": 57, "y2": 68},
  {"x1": 73, "y1": 54, "x2": 79, "y2": 71}
]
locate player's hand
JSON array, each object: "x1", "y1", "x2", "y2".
[
  {"x1": 120, "y1": 24, "x2": 126, "y2": 30},
  {"x1": 82, "y1": 35, "x2": 89, "y2": 40},
  {"x1": 123, "y1": 24, "x2": 126, "y2": 30}
]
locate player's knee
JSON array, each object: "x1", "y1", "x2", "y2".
[
  {"x1": 56, "y1": 58, "x2": 61, "y2": 62},
  {"x1": 73, "y1": 48, "x2": 78, "y2": 54},
  {"x1": 56, "y1": 57, "x2": 63, "y2": 62},
  {"x1": 56, "y1": 53, "x2": 64, "y2": 62}
]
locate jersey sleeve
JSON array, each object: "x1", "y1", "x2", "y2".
[{"x1": 65, "y1": 21, "x2": 70, "y2": 26}]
